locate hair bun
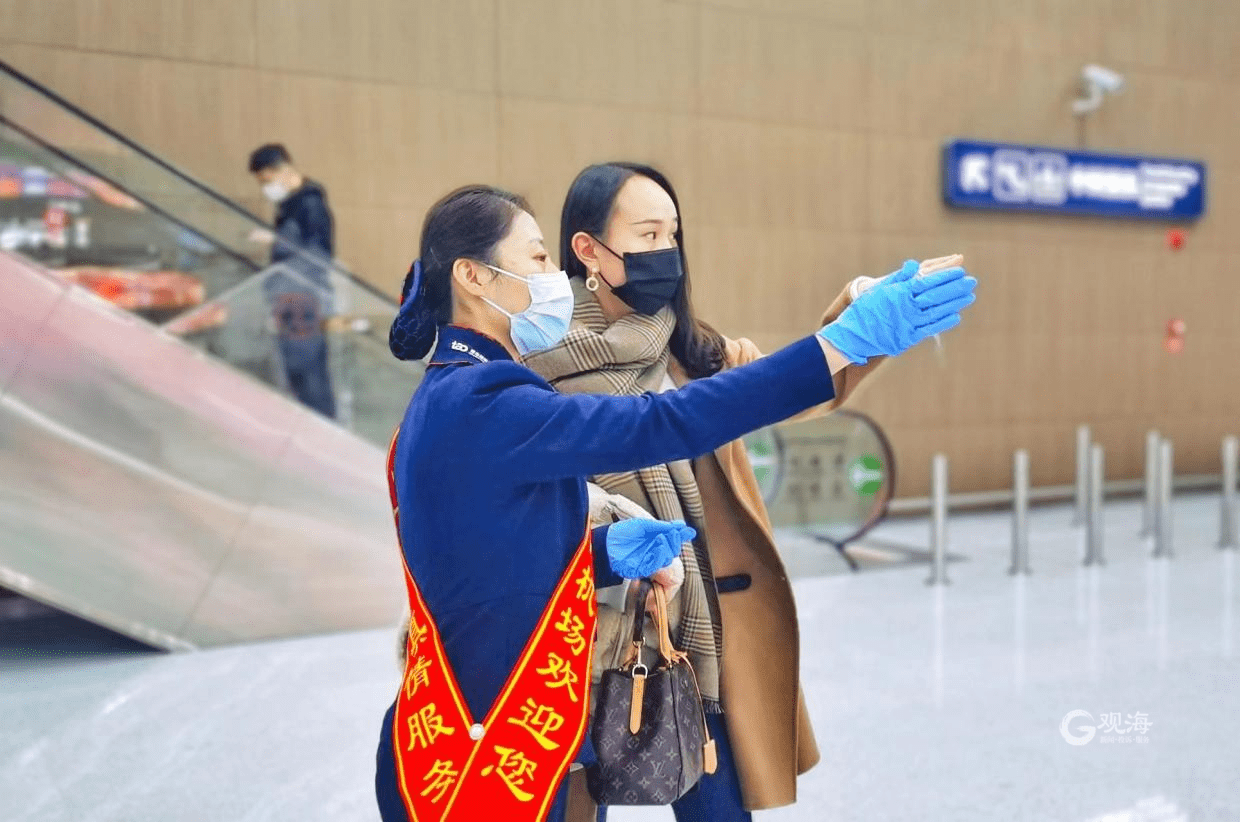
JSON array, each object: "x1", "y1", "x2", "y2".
[
  {"x1": 399, "y1": 258, "x2": 421, "y2": 306},
  {"x1": 389, "y1": 258, "x2": 437, "y2": 361}
]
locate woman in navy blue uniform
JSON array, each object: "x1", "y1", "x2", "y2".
[{"x1": 376, "y1": 185, "x2": 970, "y2": 821}]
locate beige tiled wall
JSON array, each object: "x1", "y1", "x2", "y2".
[{"x1": 3, "y1": 0, "x2": 1236, "y2": 495}]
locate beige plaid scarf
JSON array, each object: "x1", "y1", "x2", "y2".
[{"x1": 522, "y1": 278, "x2": 723, "y2": 708}]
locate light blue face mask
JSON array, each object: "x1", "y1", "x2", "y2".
[{"x1": 480, "y1": 264, "x2": 575, "y2": 357}]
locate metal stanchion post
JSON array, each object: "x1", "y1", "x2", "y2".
[
  {"x1": 1154, "y1": 440, "x2": 1174, "y2": 559},
  {"x1": 927, "y1": 454, "x2": 950, "y2": 586},
  {"x1": 1084, "y1": 445, "x2": 1105, "y2": 567},
  {"x1": 1141, "y1": 429, "x2": 1160, "y2": 538},
  {"x1": 1009, "y1": 449, "x2": 1031, "y2": 575},
  {"x1": 1220, "y1": 436, "x2": 1238, "y2": 550},
  {"x1": 1073, "y1": 425, "x2": 1091, "y2": 526}
]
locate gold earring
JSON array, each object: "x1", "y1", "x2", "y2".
[{"x1": 585, "y1": 272, "x2": 600, "y2": 292}]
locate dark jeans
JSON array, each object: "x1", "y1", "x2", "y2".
[
  {"x1": 279, "y1": 333, "x2": 336, "y2": 419},
  {"x1": 597, "y1": 712, "x2": 751, "y2": 822}
]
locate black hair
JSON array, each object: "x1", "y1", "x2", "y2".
[
  {"x1": 389, "y1": 184, "x2": 532, "y2": 361},
  {"x1": 560, "y1": 162, "x2": 726, "y2": 379},
  {"x1": 248, "y1": 143, "x2": 291, "y2": 173}
]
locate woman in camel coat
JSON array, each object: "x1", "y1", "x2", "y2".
[{"x1": 530, "y1": 163, "x2": 887, "y2": 821}]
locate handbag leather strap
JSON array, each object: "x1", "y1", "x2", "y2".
[
  {"x1": 621, "y1": 580, "x2": 652, "y2": 670},
  {"x1": 621, "y1": 580, "x2": 684, "y2": 668},
  {"x1": 651, "y1": 584, "x2": 684, "y2": 664},
  {"x1": 630, "y1": 580, "x2": 652, "y2": 646}
]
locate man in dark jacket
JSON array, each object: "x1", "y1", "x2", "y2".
[{"x1": 249, "y1": 143, "x2": 336, "y2": 418}]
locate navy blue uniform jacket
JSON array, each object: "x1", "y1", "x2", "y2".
[{"x1": 375, "y1": 325, "x2": 835, "y2": 818}]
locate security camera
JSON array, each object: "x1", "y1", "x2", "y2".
[
  {"x1": 1082, "y1": 64, "x2": 1125, "y2": 93},
  {"x1": 1073, "y1": 63, "x2": 1125, "y2": 115}
]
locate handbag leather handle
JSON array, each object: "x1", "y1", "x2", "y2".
[
  {"x1": 621, "y1": 580, "x2": 653, "y2": 669},
  {"x1": 621, "y1": 579, "x2": 684, "y2": 668},
  {"x1": 651, "y1": 584, "x2": 683, "y2": 664},
  {"x1": 630, "y1": 580, "x2": 653, "y2": 645}
]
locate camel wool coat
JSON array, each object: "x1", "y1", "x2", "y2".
[{"x1": 563, "y1": 285, "x2": 885, "y2": 817}]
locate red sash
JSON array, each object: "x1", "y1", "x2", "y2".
[{"x1": 386, "y1": 433, "x2": 597, "y2": 821}]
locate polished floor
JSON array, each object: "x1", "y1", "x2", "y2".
[{"x1": 3, "y1": 493, "x2": 1236, "y2": 821}]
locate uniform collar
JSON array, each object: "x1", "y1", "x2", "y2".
[{"x1": 429, "y1": 325, "x2": 513, "y2": 367}]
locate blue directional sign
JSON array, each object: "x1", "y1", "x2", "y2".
[{"x1": 942, "y1": 139, "x2": 1206, "y2": 220}]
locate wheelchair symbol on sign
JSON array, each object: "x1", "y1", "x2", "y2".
[{"x1": 992, "y1": 150, "x2": 1031, "y2": 203}]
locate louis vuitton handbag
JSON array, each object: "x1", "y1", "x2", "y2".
[{"x1": 586, "y1": 581, "x2": 717, "y2": 805}]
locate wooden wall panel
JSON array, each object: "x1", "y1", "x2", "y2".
[
  {"x1": 0, "y1": 0, "x2": 257, "y2": 64},
  {"x1": 3, "y1": 0, "x2": 1236, "y2": 497},
  {"x1": 687, "y1": 0, "x2": 867, "y2": 29},
  {"x1": 698, "y1": 6, "x2": 868, "y2": 129},
  {"x1": 1203, "y1": 165, "x2": 1240, "y2": 245},
  {"x1": 1095, "y1": 0, "x2": 1174, "y2": 70},
  {"x1": 496, "y1": 0, "x2": 697, "y2": 111},
  {"x1": 255, "y1": 72, "x2": 358, "y2": 199},
  {"x1": 333, "y1": 204, "x2": 424, "y2": 293},
  {"x1": 866, "y1": 136, "x2": 945, "y2": 235},
  {"x1": 493, "y1": 98, "x2": 702, "y2": 261},
  {"x1": 347, "y1": 87, "x2": 500, "y2": 212},
  {"x1": 254, "y1": 0, "x2": 494, "y2": 92},
  {"x1": 866, "y1": 0, "x2": 998, "y2": 44},
  {"x1": 866, "y1": 36, "x2": 1081, "y2": 148},
  {"x1": 254, "y1": 76, "x2": 498, "y2": 212},
  {"x1": 1087, "y1": 74, "x2": 1223, "y2": 160},
  {"x1": 696, "y1": 121, "x2": 869, "y2": 231},
  {"x1": 689, "y1": 225, "x2": 867, "y2": 345},
  {"x1": 0, "y1": 0, "x2": 83, "y2": 49},
  {"x1": 76, "y1": 0, "x2": 258, "y2": 65},
  {"x1": 127, "y1": 61, "x2": 264, "y2": 198},
  {"x1": 985, "y1": 0, "x2": 1104, "y2": 60},
  {"x1": 1163, "y1": 2, "x2": 1240, "y2": 78}
]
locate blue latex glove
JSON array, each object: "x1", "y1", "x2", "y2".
[
  {"x1": 606, "y1": 518, "x2": 696, "y2": 579},
  {"x1": 818, "y1": 260, "x2": 977, "y2": 364}
]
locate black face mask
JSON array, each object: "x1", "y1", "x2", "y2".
[{"x1": 593, "y1": 238, "x2": 684, "y2": 315}]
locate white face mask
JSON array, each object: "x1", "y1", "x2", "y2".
[
  {"x1": 480, "y1": 264, "x2": 574, "y2": 357},
  {"x1": 261, "y1": 181, "x2": 290, "y2": 203}
]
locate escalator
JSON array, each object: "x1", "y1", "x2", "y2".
[{"x1": 0, "y1": 59, "x2": 419, "y2": 649}]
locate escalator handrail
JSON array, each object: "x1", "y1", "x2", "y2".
[{"x1": 0, "y1": 58, "x2": 396, "y2": 309}]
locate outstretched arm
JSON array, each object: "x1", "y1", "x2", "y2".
[
  {"x1": 459, "y1": 335, "x2": 837, "y2": 485},
  {"x1": 724, "y1": 284, "x2": 886, "y2": 422}
]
